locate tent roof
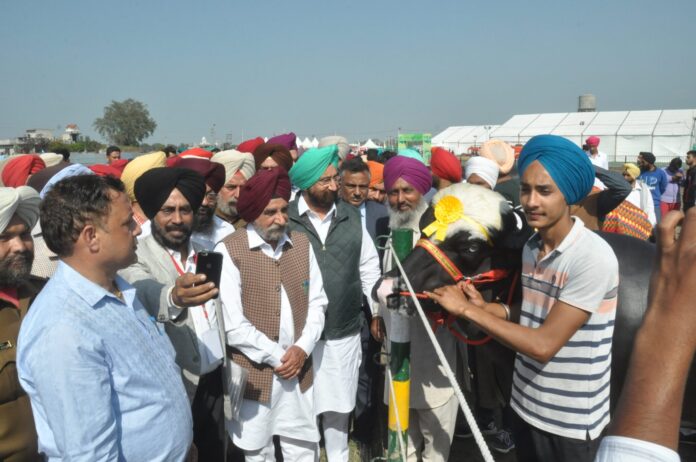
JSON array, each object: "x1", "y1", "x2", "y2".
[
  {"x1": 616, "y1": 110, "x2": 662, "y2": 135},
  {"x1": 490, "y1": 114, "x2": 540, "y2": 137},
  {"x1": 519, "y1": 113, "x2": 569, "y2": 137},
  {"x1": 654, "y1": 109, "x2": 696, "y2": 136},
  {"x1": 551, "y1": 112, "x2": 598, "y2": 136}
]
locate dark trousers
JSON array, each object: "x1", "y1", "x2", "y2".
[
  {"x1": 511, "y1": 410, "x2": 601, "y2": 462},
  {"x1": 192, "y1": 366, "x2": 226, "y2": 461}
]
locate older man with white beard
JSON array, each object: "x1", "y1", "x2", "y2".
[
  {"x1": 212, "y1": 149, "x2": 257, "y2": 230},
  {"x1": 372, "y1": 155, "x2": 460, "y2": 462}
]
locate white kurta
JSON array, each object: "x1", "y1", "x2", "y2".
[
  {"x1": 168, "y1": 244, "x2": 223, "y2": 375},
  {"x1": 216, "y1": 226, "x2": 328, "y2": 451},
  {"x1": 296, "y1": 196, "x2": 382, "y2": 415}
]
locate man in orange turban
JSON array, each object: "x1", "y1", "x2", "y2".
[
  {"x1": 366, "y1": 161, "x2": 385, "y2": 203},
  {"x1": 0, "y1": 155, "x2": 46, "y2": 187}
]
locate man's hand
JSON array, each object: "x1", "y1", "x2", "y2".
[
  {"x1": 456, "y1": 281, "x2": 486, "y2": 308},
  {"x1": 370, "y1": 316, "x2": 385, "y2": 342},
  {"x1": 425, "y1": 284, "x2": 481, "y2": 318},
  {"x1": 275, "y1": 346, "x2": 307, "y2": 380},
  {"x1": 171, "y1": 273, "x2": 218, "y2": 307}
]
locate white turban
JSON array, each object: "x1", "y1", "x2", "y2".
[
  {"x1": 0, "y1": 186, "x2": 40, "y2": 232},
  {"x1": 211, "y1": 150, "x2": 256, "y2": 182},
  {"x1": 465, "y1": 156, "x2": 500, "y2": 189},
  {"x1": 318, "y1": 136, "x2": 350, "y2": 160},
  {"x1": 40, "y1": 153, "x2": 64, "y2": 168}
]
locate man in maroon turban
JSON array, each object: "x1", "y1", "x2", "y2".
[
  {"x1": 267, "y1": 132, "x2": 299, "y2": 160},
  {"x1": 175, "y1": 157, "x2": 233, "y2": 251},
  {"x1": 214, "y1": 167, "x2": 328, "y2": 459},
  {"x1": 430, "y1": 147, "x2": 462, "y2": 190},
  {"x1": 252, "y1": 143, "x2": 294, "y2": 172}
]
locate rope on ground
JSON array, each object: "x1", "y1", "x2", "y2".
[{"x1": 391, "y1": 246, "x2": 496, "y2": 462}]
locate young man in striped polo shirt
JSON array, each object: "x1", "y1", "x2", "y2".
[{"x1": 429, "y1": 135, "x2": 619, "y2": 461}]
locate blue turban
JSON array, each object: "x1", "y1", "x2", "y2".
[
  {"x1": 289, "y1": 145, "x2": 339, "y2": 190},
  {"x1": 518, "y1": 135, "x2": 594, "y2": 205},
  {"x1": 39, "y1": 164, "x2": 94, "y2": 199}
]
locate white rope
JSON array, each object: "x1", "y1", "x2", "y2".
[
  {"x1": 385, "y1": 358, "x2": 408, "y2": 462},
  {"x1": 390, "y1": 245, "x2": 496, "y2": 462}
]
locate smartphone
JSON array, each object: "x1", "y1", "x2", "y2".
[{"x1": 195, "y1": 251, "x2": 223, "y2": 299}]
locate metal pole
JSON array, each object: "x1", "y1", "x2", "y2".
[{"x1": 386, "y1": 228, "x2": 413, "y2": 461}]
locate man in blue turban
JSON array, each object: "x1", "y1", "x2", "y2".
[{"x1": 427, "y1": 134, "x2": 620, "y2": 461}]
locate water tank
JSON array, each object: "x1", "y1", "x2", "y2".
[{"x1": 578, "y1": 94, "x2": 596, "y2": 112}]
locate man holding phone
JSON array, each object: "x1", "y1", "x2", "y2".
[
  {"x1": 216, "y1": 168, "x2": 328, "y2": 461},
  {"x1": 119, "y1": 167, "x2": 225, "y2": 461}
]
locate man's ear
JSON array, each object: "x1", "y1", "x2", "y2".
[{"x1": 79, "y1": 223, "x2": 100, "y2": 253}]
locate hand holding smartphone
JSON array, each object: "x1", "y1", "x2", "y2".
[{"x1": 195, "y1": 251, "x2": 223, "y2": 299}]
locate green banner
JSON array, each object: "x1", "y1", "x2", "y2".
[{"x1": 398, "y1": 133, "x2": 432, "y2": 164}]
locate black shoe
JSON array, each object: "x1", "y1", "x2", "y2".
[{"x1": 488, "y1": 429, "x2": 516, "y2": 454}]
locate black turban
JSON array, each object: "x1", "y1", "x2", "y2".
[
  {"x1": 176, "y1": 158, "x2": 226, "y2": 193},
  {"x1": 237, "y1": 168, "x2": 292, "y2": 223},
  {"x1": 639, "y1": 151, "x2": 656, "y2": 165},
  {"x1": 134, "y1": 167, "x2": 206, "y2": 220}
]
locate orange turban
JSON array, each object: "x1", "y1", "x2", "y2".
[
  {"x1": 367, "y1": 161, "x2": 384, "y2": 187},
  {"x1": 1, "y1": 155, "x2": 46, "y2": 187},
  {"x1": 430, "y1": 147, "x2": 462, "y2": 183},
  {"x1": 178, "y1": 147, "x2": 213, "y2": 159}
]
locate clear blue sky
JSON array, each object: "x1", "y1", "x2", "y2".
[{"x1": 2, "y1": 0, "x2": 695, "y2": 145}]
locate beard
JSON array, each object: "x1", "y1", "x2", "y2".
[
  {"x1": 306, "y1": 188, "x2": 337, "y2": 210},
  {"x1": 151, "y1": 218, "x2": 194, "y2": 251},
  {"x1": 389, "y1": 198, "x2": 429, "y2": 233},
  {"x1": 0, "y1": 250, "x2": 33, "y2": 286},
  {"x1": 217, "y1": 195, "x2": 238, "y2": 218},
  {"x1": 195, "y1": 205, "x2": 215, "y2": 232},
  {"x1": 254, "y1": 223, "x2": 287, "y2": 243}
]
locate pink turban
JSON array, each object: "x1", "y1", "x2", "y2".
[
  {"x1": 586, "y1": 136, "x2": 600, "y2": 147},
  {"x1": 383, "y1": 156, "x2": 431, "y2": 195},
  {"x1": 430, "y1": 147, "x2": 462, "y2": 182},
  {"x1": 479, "y1": 140, "x2": 515, "y2": 175}
]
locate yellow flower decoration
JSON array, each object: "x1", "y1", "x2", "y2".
[{"x1": 423, "y1": 195, "x2": 464, "y2": 241}]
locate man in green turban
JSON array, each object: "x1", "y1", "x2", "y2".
[{"x1": 288, "y1": 145, "x2": 382, "y2": 461}]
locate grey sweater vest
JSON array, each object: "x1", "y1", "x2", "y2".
[{"x1": 288, "y1": 199, "x2": 363, "y2": 340}]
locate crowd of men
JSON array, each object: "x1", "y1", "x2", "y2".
[{"x1": 0, "y1": 134, "x2": 694, "y2": 462}]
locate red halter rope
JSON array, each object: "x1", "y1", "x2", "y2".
[{"x1": 399, "y1": 238, "x2": 518, "y2": 346}]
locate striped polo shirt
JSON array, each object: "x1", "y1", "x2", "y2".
[{"x1": 510, "y1": 217, "x2": 619, "y2": 440}]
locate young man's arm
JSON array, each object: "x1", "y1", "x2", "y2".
[{"x1": 426, "y1": 287, "x2": 589, "y2": 363}]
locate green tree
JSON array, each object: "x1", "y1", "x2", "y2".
[{"x1": 93, "y1": 99, "x2": 157, "y2": 146}]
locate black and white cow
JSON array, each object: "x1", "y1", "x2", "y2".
[{"x1": 389, "y1": 183, "x2": 695, "y2": 426}]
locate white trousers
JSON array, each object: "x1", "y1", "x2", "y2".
[
  {"x1": 244, "y1": 435, "x2": 318, "y2": 462},
  {"x1": 407, "y1": 393, "x2": 459, "y2": 462},
  {"x1": 321, "y1": 411, "x2": 351, "y2": 462}
]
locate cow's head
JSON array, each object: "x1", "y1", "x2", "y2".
[{"x1": 395, "y1": 183, "x2": 530, "y2": 311}]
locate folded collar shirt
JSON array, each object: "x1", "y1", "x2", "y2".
[{"x1": 17, "y1": 261, "x2": 192, "y2": 461}]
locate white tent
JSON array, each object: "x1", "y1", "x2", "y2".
[
  {"x1": 435, "y1": 109, "x2": 696, "y2": 163},
  {"x1": 311, "y1": 137, "x2": 319, "y2": 148},
  {"x1": 431, "y1": 125, "x2": 499, "y2": 154},
  {"x1": 361, "y1": 139, "x2": 381, "y2": 149}
]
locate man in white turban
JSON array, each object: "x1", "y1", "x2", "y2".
[
  {"x1": 0, "y1": 186, "x2": 42, "y2": 461},
  {"x1": 465, "y1": 156, "x2": 500, "y2": 190},
  {"x1": 319, "y1": 136, "x2": 351, "y2": 161},
  {"x1": 211, "y1": 149, "x2": 256, "y2": 229}
]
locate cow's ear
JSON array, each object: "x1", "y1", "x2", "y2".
[
  {"x1": 495, "y1": 202, "x2": 533, "y2": 251},
  {"x1": 418, "y1": 206, "x2": 436, "y2": 234}
]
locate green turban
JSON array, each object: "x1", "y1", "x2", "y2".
[{"x1": 289, "y1": 145, "x2": 339, "y2": 190}]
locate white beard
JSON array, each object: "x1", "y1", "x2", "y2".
[{"x1": 388, "y1": 199, "x2": 429, "y2": 233}]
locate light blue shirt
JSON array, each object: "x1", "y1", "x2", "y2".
[{"x1": 18, "y1": 261, "x2": 192, "y2": 461}]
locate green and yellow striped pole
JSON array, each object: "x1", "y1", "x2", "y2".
[{"x1": 386, "y1": 228, "x2": 414, "y2": 461}]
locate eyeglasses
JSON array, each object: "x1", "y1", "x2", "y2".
[{"x1": 315, "y1": 175, "x2": 341, "y2": 187}]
